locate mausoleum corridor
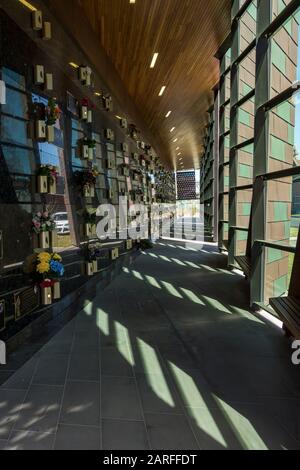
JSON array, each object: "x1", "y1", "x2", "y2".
[{"x1": 0, "y1": 241, "x2": 299, "y2": 450}]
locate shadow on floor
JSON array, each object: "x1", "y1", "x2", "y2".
[{"x1": 0, "y1": 240, "x2": 299, "y2": 450}]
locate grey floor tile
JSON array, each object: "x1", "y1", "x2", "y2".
[
  {"x1": 263, "y1": 398, "x2": 300, "y2": 445},
  {"x1": 54, "y1": 424, "x2": 101, "y2": 450},
  {"x1": 145, "y1": 412, "x2": 199, "y2": 450},
  {"x1": 72, "y1": 330, "x2": 99, "y2": 353},
  {"x1": 60, "y1": 381, "x2": 100, "y2": 426},
  {"x1": 33, "y1": 353, "x2": 69, "y2": 386},
  {"x1": 4, "y1": 431, "x2": 55, "y2": 450},
  {"x1": 102, "y1": 419, "x2": 149, "y2": 450},
  {"x1": 186, "y1": 403, "x2": 300, "y2": 450},
  {"x1": 15, "y1": 384, "x2": 63, "y2": 433},
  {"x1": 68, "y1": 352, "x2": 100, "y2": 382},
  {"x1": 1, "y1": 344, "x2": 42, "y2": 372},
  {"x1": 102, "y1": 376, "x2": 143, "y2": 421},
  {"x1": 0, "y1": 440, "x2": 7, "y2": 450},
  {"x1": 136, "y1": 373, "x2": 184, "y2": 415},
  {"x1": 101, "y1": 346, "x2": 134, "y2": 377},
  {"x1": 0, "y1": 357, "x2": 38, "y2": 390},
  {"x1": 0, "y1": 389, "x2": 27, "y2": 440}
]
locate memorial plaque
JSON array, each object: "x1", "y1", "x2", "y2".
[
  {"x1": 14, "y1": 287, "x2": 40, "y2": 321},
  {"x1": 0, "y1": 300, "x2": 5, "y2": 331}
]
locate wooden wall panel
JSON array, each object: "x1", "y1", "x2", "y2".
[{"x1": 76, "y1": 0, "x2": 231, "y2": 169}]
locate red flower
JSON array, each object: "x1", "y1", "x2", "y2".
[{"x1": 40, "y1": 279, "x2": 55, "y2": 288}]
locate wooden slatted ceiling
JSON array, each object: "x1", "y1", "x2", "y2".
[{"x1": 77, "y1": 0, "x2": 231, "y2": 169}]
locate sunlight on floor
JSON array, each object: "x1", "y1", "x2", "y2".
[
  {"x1": 169, "y1": 363, "x2": 227, "y2": 448},
  {"x1": 137, "y1": 339, "x2": 175, "y2": 408},
  {"x1": 214, "y1": 398, "x2": 268, "y2": 450}
]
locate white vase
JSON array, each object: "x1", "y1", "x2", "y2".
[
  {"x1": 52, "y1": 282, "x2": 61, "y2": 300},
  {"x1": 49, "y1": 178, "x2": 56, "y2": 194},
  {"x1": 39, "y1": 231, "x2": 50, "y2": 249},
  {"x1": 86, "y1": 262, "x2": 94, "y2": 276},
  {"x1": 47, "y1": 125, "x2": 55, "y2": 143},
  {"x1": 81, "y1": 106, "x2": 88, "y2": 120},
  {"x1": 41, "y1": 287, "x2": 52, "y2": 305},
  {"x1": 85, "y1": 223, "x2": 92, "y2": 237},
  {"x1": 92, "y1": 260, "x2": 98, "y2": 273},
  {"x1": 82, "y1": 145, "x2": 89, "y2": 159},
  {"x1": 37, "y1": 175, "x2": 48, "y2": 193},
  {"x1": 88, "y1": 147, "x2": 94, "y2": 161},
  {"x1": 126, "y1": 240, "x2": 133, "y2": 250},
  {"x1": 36, "y1": 120, "x2": 46, "y2": 139}
]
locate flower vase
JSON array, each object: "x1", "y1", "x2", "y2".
[
  {"x1": 49, "y1": 178, "x2": 56, "y2": 194},
  {"x1": 50, "y1": 230, "x2": 57, "y2": 247},
  {"x1": 86, "y1": 262, "x2": 94, "y2": 276},
  {"x1": 92, "y1": 260, "x2": 98, "y2": 273},
  {"x1": 84, "y1": 185, "x2": 95, "y2": 198},
  {"x1": 41, "y1": 287, "x2": 52, "y2": 305},
  {"x1": 81, "y1": 106, "x2": 88, "y2": 120},
  {"x1": 85, "y1": 223, "x2": 92, "y2": 237},
  {"x1": 36, "y1": 120, "x2": 46, "y2": 139},
  {"x1": 92, "y1": 224, "x2": 97, "y2": 236},
  {"x1": 39, "y1": 231, "x2": 50, "y2": 249},
  {"x1": 52, "y1": 281, "x2": 61, "y2": 300},
  {"x1": 46, "y1": 125, "x2": 55, "y2": 143},
  {"x1": 88, "y1": 147, "x2": 94, "y2": 161},
  {"x1": 37, "y1": 175, "x2": 48, "y2": 193},
  {"x1": 82, "y1": 145, "x2": 89, "y2": 159}
]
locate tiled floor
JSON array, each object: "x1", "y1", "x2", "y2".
[{"x1": 0, "y1": 241, "x2": 300, "y2": 450}]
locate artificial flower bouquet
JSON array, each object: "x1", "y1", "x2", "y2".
[
  {"x1": 83, "y1": 209, "x2": 97, "y2": 238},
  {"x1": 46, "y1": 98, "x2": 61, "y2": 126},
  {"x1": 32, "y1": 210, "x2": 56, "y2": 249},
  {"x1": 45, "y1": 98, "x2": 61, "y2": 142},
  {"x1": 74, "y1": 166, "x2": 99, "y2": 198},
  {"x1": 24, "y1": 252, "x2": 64, "y2": 305},
  {"x1": 36, "y1": 164, "x2": 59, "y2": 194},
  {"x1": 81, "y1": 137, "x2": 97, "y2": 160},
  {"x1": 81, "y1": 97, "x2": 95, "y2": 122},
  {"x1": 82, "y1": 242, "x2": 102, "y2": 276}
]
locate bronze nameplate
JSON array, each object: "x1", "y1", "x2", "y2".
[
  {"x1": 14, "y1": 287, "x2": 40, "y2": 321},
  {"x1": 0, "y1": 300, "x2": 5, "y2": 331}
]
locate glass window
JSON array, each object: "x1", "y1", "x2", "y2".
[
  {"x1": 270, "y1": 8, "x2": 300, "y2": 97},
  {"x1": 268, "y1": 90, "x2": 300, "y2": 172},
  {"x1": 239, "y1": 1, "x2": 257, "y2": 54},
  {"x1": 2, "y1": 145, "x2": 35, "y2": 174}
]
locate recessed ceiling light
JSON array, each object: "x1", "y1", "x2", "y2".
[
  {"x1": 94, "y1": 92, "x2": 102, "y2": 96},
  {"x1": 69, "y1": 62, "x2": 79, "y2": 69},
  {"x1": 19, "y1": 0, "x2": 37, "y2": 11},
  {"x1": 178, "y1": 153, "x2": 181, "y2": 156},
  {"x1": 170, "y1": 127, "x2": 175, "y2": 133},
  {"x1": 165, "y1": 111, "x2": 172, "y2": 118},
  {"x1": 176, "y1": 147, "x2": 180, "y2": 150},
  {"x1": 173, "y1": 138, "x2": 178, "y2": 143},
  {"x1": 150, "y1": 53, "x2": 159, "y2": 69},
  {"x1": 129, "y1": 0, "x2": 136, "y2": 3},
  {"x1": 159, "y1": 86, "x2": 166, "y2": 96}
]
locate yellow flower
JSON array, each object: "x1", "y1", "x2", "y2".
[
  {"x1": 37, "y1": 262, "x2": 50, "y2": 274},
  {"x1": 38, "y1": 252, "x2": 51, "y2": 263},
  {"x1": 52, "y1": 253, "x2": 62, "y2": 262}
]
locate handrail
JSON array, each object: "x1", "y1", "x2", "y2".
[
  {"x1": 231, "y1": 226, "x2": 249, "y2": 232},
  {"x1": 259, "y1": 165, "x2": 300, "y2": 181},
  {"x1": 254, "y1": 239, "x2": 297, "y2": 254}
]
